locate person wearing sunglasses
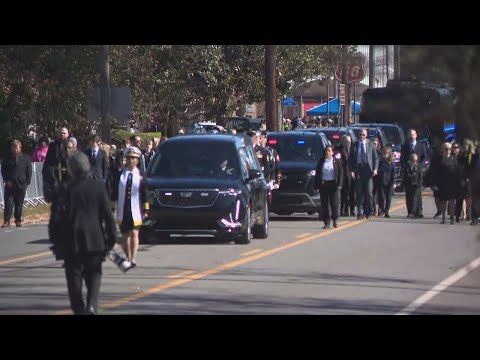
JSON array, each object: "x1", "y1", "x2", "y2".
[{"x1": 348, "y1": 129, "x2": 379, "y2": 219}]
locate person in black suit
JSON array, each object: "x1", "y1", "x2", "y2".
[
  {"x1": 1, "y1": 140, "x2": 32, "y2": 228},
  {"x1": 336, "y1": 135, "x2": 355, "y2": 217},
  {"x1": 431, "y1": 142, "x2": 460, "y2": 224},
  {"x1": 42, "y1": 127, "x2": 69, "y2": 203},
  {"x1": 400, "y1": 128, "x2": 428, "y2": 218},
  {"x1": 59, "y1": 151, "x2": 117, "y2": 315},
  {"x1": 84, "y1": 135, "x2": 108, "y2": 183},
  {"x1": 403, "y1": 153, "x2": 424, "y2": 219},
  {"x1": 377, "y1": 147, "x2": 396, "y2": 218},
  {"x1": 348, "y1": 128, "x2": 379, "y2": 219},
  {"x1": 314, "y1": 146, "x2": 344, "y2": 229}
]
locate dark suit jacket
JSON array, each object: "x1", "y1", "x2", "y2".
[
  {"x1": 378, "y1": 158, "x2": 396, "y2": 188},
  {"x1": 314, "y1": 157, "x2": 344, "y2": 189},
  {"x1": 335, "y1": 144, "x2": 352, "y2": 176},
  {"x1": 400, "y1": 141, "x2": 428, "y2": 170},
  {"x1": 1, "y1": 154, "x2": 32, "y2": 191},
  {"x1": 348, "y1": 140, "x2": 379, "y2": 174},
  {"x1": 42, "y1": 140, "x2": 68, "y2": 189},
  {"x1": 85, "y1": 148, "x2": 108, "y2": 182},
  {"x1": 62, "y1": 178, "x2": 117, "y2": 257}
]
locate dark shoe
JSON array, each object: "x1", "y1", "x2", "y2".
[
  {"x1": 433, "y1": 211, "x2": 441, "y2": 219},
  {"x1": 333, "y1": 220, "x2": 338, "y2": 228},
  {"x1": 357, "y1": 215, "x2": 365, "y2": 220},
  {"x1": 470, "y1": 220, "x2": 479, "y2": 226},
  {"x1": 84, "y1": 306, "x2": 97, "y2": 315},
  {"x1": 384, "y1": 214, "x2": 390, "y2": 218},
  {"x1": 407, "y1": 214, "x2": 415, "y2": 219},
  {"x1": 350, "y1": 211, "x2": 356, "y2": 217},
  {"x1": 14, "y1": 220, "x2": 22, "y2": 227},
  {"x1": 450, "y1": 219, "x2": 455, "y2": 225},
  {"x1": 1, "y1": 222, "x2": 10, "y2": 228},
  {"x1": 322, "y1": 221, "x2": 331, "y2": 229},
  {"x1": 416, "y1": 215, "x2": 424, "y2": 219},
  {"x1": 366, "y1": 214, "x2": 373, "y2": 219},
  {"x1": 378, "y1": 211, "x2": 385, "y2": 217}
]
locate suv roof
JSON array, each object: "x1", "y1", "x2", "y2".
[
  {"x1": 348, "y1": 126, "x2": 389, "y2": 148},
  {"x1": 166, "y1": 134, "x2": 253, "y2": 147}
]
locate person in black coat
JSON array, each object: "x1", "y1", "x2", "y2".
[
  {"x1": 403, "y1": 153, "x2": 423, "y2": 219},
  {"x1": 336, "y1": 135, "x2": 355, "y2": 217},
  {"x1": 314, "y1": 146, "x2": 344, "y2": 229},
  {"x1": 84, "y1": 135, "x2": 108, "y2": 183},
  {"x1": 377, "y1": 147, "x2": 396, "y2": 218},
  {"x1": 1, "y1": 139, "x2": 32, "y2": 227},
  {"x1": 57, "y1": 151, "x2": 117, "y2": 315},
  {"x1": 400, "y1": 128, "x2": 428, "y2": 217},
  {"x1": 42, "y1": 127, "x2": 69, "y2": 203},
  {"x1": 431, "y1": 142, "x2": 460, "y2": 224}
]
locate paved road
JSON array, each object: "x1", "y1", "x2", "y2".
[{"x1": 1, "y1": 192, "x2": 479, "y2": 314}]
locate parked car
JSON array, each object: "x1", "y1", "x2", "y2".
[
  {"x1": 266, "y1": 131, "x2": 329, "y2": 216},
  {"x1": 140, "y1": 134, "x2": 269, "y2": 244},
  {"x1": 301, "y1": 127, "x2": 358, "y2": 147}
]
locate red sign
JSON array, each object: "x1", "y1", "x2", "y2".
[{"x1": 335, "y1": 64, "x2": 366, "y2": 83}]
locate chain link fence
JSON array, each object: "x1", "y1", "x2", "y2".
[{"x1": 0, "y1": 162, "x2": 47, "y2": 210}]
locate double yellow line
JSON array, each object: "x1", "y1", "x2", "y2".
[{"x1": 55, "y1": 201, "x2": 406, "y2": 314}]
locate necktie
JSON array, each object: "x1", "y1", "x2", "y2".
[
  {"x1": 92, "y1": 150, "x2": 96, "y2": 161},
  {"x1": 361, "y1": 142, "x2": 366, "y2": 164},
  {"x1": 411, "y1": 143, "x2": 415, "y2": 152}
]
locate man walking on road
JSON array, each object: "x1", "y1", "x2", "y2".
[
  {"x1": 1, "y1": 139, "x2": 32, "y2": 228},
  {"x1": 348, "y1": 128, "x2": 378, "y2": 219}
]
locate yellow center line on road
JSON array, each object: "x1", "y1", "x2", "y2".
[
  {"x1": 240, "y1": 249, "x2": 263, "y2": 256},
  {"x1": 167, "y1": 270, "x2": 196, "y2": 279},
  {"x1": 54, "y1": 201, "x2": 408, "y2": 314},
  {"x1": 0, "y1": 251, "x2": 52, "y2": 267},
  {"x1": 295, "y1": 233, "x2": 312, "y2": 239}
]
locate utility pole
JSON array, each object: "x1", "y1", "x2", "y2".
[
  {"x1": 99, "y1": 45, "x2": 111, "y2": 144},
  {"x1": 369, "y1": 45, "x2": 375, "y2": 88},
  {"x1": 386, "y1": 45, "x2": 390, "y2": 81},
  {"x1": 341, "y1": 61, "x2": 348, "y2": 127},
  {"x1": 394, "y1": 45, "x2": 401, "y2": 79},
  {"x1": 265, "y1": 45, "x2": 278, "y2": 131}
]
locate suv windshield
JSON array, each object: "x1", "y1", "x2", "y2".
[
  {"x1": 148, "y1": 142, "x2": 241, "y2": 179},
  {"x1": 378, "y1": 126, "x2": 402, "y2": 148},
  {"x1": 274, "y1": 136, "x2": 325, "y2": 162}
]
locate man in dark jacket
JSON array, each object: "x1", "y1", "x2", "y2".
[
  {"x1": 42, "y1": 127, "x2": 69, "y2": 203},
  {"x1": 58, "y1": 152, "x2": 117, "y2": 315},
  {"x1": 348, "y1": 129, "x2": 379, "y2": 219},
  {"x1": 336, "y1": 135, "x2": 355, "y2": 216},
  {"x1": 84, "y1": 135, "x2": 108, "y2": 182},
  {"x1": 1, "y1": 139, "x2": 32, "y2": 227}
]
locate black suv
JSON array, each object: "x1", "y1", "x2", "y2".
[
  {"x1": 267, "y1": 131, "x2": 328, "y2": 216},
  {"x1": 140, "y1": 135, "x2": 270, "y2": 244},
  {"x1": 301, "y1": 127, "x2": 358, "y2": 147}
]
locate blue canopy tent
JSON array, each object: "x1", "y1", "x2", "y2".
[{"x1": 306, "y1": 97, "x2": 361, "y2": 116}]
